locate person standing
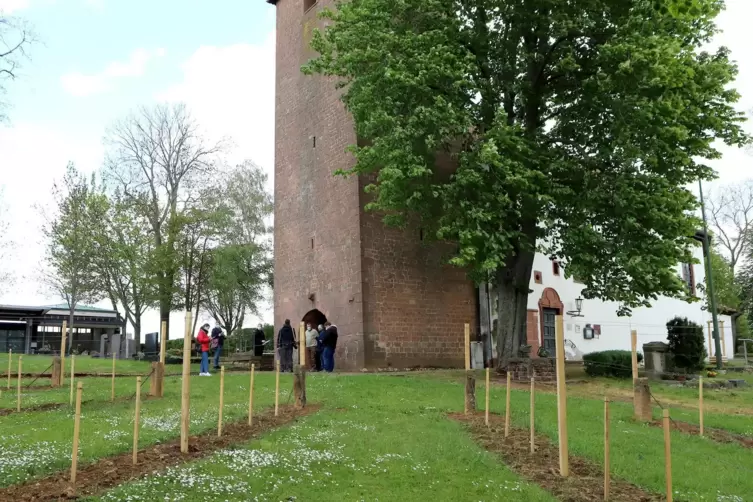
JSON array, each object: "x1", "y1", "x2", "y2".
[
  {"x1": 211, "y1": 325, "x2": 225, "y2": 370},
  {"x1": 197, "y1": 323, "x2": 212, "y2": 376},
  {"x1": 319, "y1": 322, "x2": 338, "y2": 373},
  {"x1": 277, "y1": 319, "x2": 296, "y2": 372},
  {"x1": 253, "y1": 324, "x2": 266, "y2": 357},
  {"x1": 305, "y1": 323, "x2": 318, "y2": 371},
  {"x1": 315, "y1": 324, "x2": 325, "y2": 371}
]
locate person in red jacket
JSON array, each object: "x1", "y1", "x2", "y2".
[{"x1": 197, "y1": 323, "x2": 211, "y2": 376}]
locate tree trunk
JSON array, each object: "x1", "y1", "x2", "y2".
[
  {"x1": 495, "y1": 250, "x2": 535, "y2": 371},
  {"x1": 68, "y1": 309, "x2": 75, "y2": 354}
]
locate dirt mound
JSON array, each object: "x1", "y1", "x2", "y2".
[{"x1": 450, "y1": 412, "x2": 662, "y2": 502}]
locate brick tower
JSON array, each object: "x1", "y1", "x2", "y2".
[{"x1": 267, "y1": 0, "x2": 478, "y2": 369}]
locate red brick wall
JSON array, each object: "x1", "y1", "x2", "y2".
[
  {"x1": 273, "y1": 0, "x2": 365, "y2": 368},
  {"x1": 527, "y1": 309, "x2": 540, "y2": 357},
  {"x1": 272, "y1": 0, "x2": 477, "y2": 369}
]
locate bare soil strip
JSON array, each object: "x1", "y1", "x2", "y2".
[
  {"x1": 450, "y1": 412, "x2": 662, "y2": 502},
  {"x1": 649, "y1": 419, "x2": 753, "y2": 449},
  {"x1": 0, "y1": 404, "x2": 319, "y2": 501}
]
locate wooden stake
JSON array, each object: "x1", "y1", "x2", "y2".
[
  {"x1": 720, "y1": 320, "x2": 727, "y2": 358},
  {"x1": 699, "y1": 377, "x2": 704, "y2": 437},
  {"x1": 218, "y1": 366, "x2": 225, "y2": 437},
  {"x1": 504, "y1": 371, "x2": 511, "y2": 438},
  {"x1": 180, "y1": 311, "x2": 192, "y2": 454},
  {"x1": 484, "y1": 367, "x2": 490, "y2": 427},
  {"x1": 274, "y1": 359, "x2": 280, "y2": 417},
  {"x1": 464, "y1": 372, "x2": 476, "y2": 414},
  {"x1": 71, "y1": 381, "x2": 83, "y2": 484},
  {"x1": 61, "y1": 321, "x2": 67, "y2": 387},
  {"x1": 630, "y1": 329, "x2": 638, "y2": 381},
  {"x1": 6, "y1": 348, "x2": 11, "y2": 390},
  {"x1": 604, "y1": 397, "x2": 610, "y2": 501},
  {"x1": 555, "y1": 314, "x2": 569, "y2": 477},
  {"x1": 530, "y1": 377, "x2": 535, "y2": 454},
  {"x1": 160, "y1": 320, "x2": 167, "y2": 364},
  {"x1": 69, "y1": 355, "x2": 75, "y2": 406},
  {"x1": 299, "y1": 321, "x2": 306, "y2": 367},
  {"x1": 663, "y1": 409, "x2": 673, "y2": 502},
  {"x1": 16, "y1": 355, "x2": 22, "y2": 412},
  {"x1": 111, "y1": 352, "x2": 116, "y2": 402},
  {"x1": 248, "y1": 363, "x2": 255, "y2": 426},
  {"x1": 133, "y1": 376, "x2": 142, "y2": 465},
  {"x1": 464, "y1": 323, "x2": 470, "y2": 370}
]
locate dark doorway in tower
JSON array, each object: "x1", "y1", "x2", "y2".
[{"x1": 302, "y1": 309, "x2": 327, "y2": 328}]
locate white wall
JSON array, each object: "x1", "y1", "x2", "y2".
[{"x1": 490, "y1": 246, "x2": 734, "y2": 360}]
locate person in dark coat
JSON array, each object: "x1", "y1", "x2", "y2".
[
  {"x1": 315, "y1": 324, "x2": 325, "y2": 372},
  {"x1": 276, "y1": 319, "x2": 297, "y2": 372},
  {"x1": 211, "y1": 325, "x2": 225, "y2": 369},
  {"x1": 253, "y1": 324, "x2": 266, "y2": 357},
  {"x1": 319, "y1": 322, "x2": 338, "y2": 373}
]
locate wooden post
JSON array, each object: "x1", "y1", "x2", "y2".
[
  {"x1": 218, "y1": 366, "x2": 225, "y2": 437},
  {"x1": 530, "y1": 377, "x2": 535, "y2": 454},
  {"x1": 604, "y1": 397, "x2": 610, "y2": 501},
  {"x1": 51, "y1": 356, "x2": 62, "y2": 387},
  {"x1": 464, "y1": 323, "x2": 471, "y2": 370},
  {"x1": 248, "y1": 363, "x2": 255, "y2": 426},
  {"x1": 133, "y1": 376, "x2": 142, "y2": 465},
  {"x1": 69, "y1": 355, "x2": 75, "y2": 406},
  {"x1": 299, "y1": 321, "x2": 306, "y2": 367},
  {"x1": 16, "y1": 355, "x2": 22, "y2": 412},
  {"x1": 630, "y1": 329, "x2": 638, "y2": 381},
  {"x1": 180, "y1": 311, "x2": 192, "y2": 454},
  {"x1": 149, "y1": 361, "x2": 165, "y2": 397},
  {"x1": 464, "y1": 372, "x2": 476, "y2": 413},
  {"x1": 7, "y1": 348, "x2": 11, "y2": 390},
  {"x1": 555, "y1": 314, "x2": 569, "y2": 477},
  {"x1": 274, "y1": 360, "x2": 280, "y2": 417},
  {"x1": 699, "y1": 376, "x2": 704, "y2": 437},
  {"x1": 484, "y1": 367, "x2": 490, "y2": 427},
  {"x1": 71, "y1": 381, "x2": 83, "y2": 484},
  {"x1": 663, "y1": 409, "x2": 673, "y2": 502},
  {"x1": 60, "y1": 321, "x2": 67, "y2": 387},
  {"x1": 720, "y1": 320, "x2": 727, "y2": 358},
  {"x1": 504, "y1": 371, "x2": 511, "y2": 438},
  {"x1": 160, "y1": 320, "x2": 167, "y2": 364},
  {"x1": 111, "y1": 352, "x2": 116, "y2": 402},
  {"x1": 707, "y1": 321, "x2": 712, "y2": 360},
  {"x1": 294, "y1": 364, "x2": 307, "y2": 409},
  {"x1": 633, "y1": 377, "x2": 652, "y2": 421}
]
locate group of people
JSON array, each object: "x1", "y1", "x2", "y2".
[
  {"x1": 277, "y1": 319, "x2": 338, "y2": 373},
  {"x1": 195, "y1": 323, "x2": 227, "y2": 376}
]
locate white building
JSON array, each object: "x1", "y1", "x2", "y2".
[{"x1": 487, "y1": 245, "x2": 733, "y2": 362}]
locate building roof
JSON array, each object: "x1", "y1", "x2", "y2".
[
  {"x1": 42, "y1": 303, "x2": 117, "y2": 314},
  {"x1": 0, "y1": 303, "x2": 123, "y2": 325}
]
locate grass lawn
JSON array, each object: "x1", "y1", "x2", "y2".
[
  {"x1": 2, "y1": 353, "x2": 201, "y2": 375},
  {"x1": 1, "y1": 371, "x2": 752, "y2": 501}
]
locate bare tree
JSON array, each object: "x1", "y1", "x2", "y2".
[
  {"x1": 0, "y1": 14, "x2": 34, "y2": 121},
  {"x1": 103, "y1": 103, "x2": 226, "y2": 338},
  {"x1": 0, "y1": 189, "x2": 13, "y2": 284},
  {"x1": 707, "y1": 180, "x2": 753, "y2": 274}
]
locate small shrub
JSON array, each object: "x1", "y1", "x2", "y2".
[
  {"x1": 583, "y1": 350, "x2": 643, "y2": 378},
  {"x1": 666, "y1": 317, "x2": 706, "y2": 372}
]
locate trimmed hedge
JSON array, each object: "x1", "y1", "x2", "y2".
[{"x1": 583, "y1": 350, "x2": 644, "y2": 378}]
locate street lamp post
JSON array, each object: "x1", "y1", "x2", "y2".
[{"x1": 698, "y1": 180, "x2": 723, "y2": 370}]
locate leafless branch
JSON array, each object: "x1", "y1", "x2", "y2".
[{"x1": 706, "y1": 180, "x2": 753, "y2": 273}]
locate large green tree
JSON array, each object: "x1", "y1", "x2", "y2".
[
  {"x1": 305, "y1": 0, "x2": 748, "y2": 368},
  {"x1": 43, "y1": 164, "x2": 108, "y2": 352}
]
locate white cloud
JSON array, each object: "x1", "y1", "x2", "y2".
[
  {"x1": 156, "y1": 32, "x2": 275, "y2": 174},
  {"x1": 60, "y1": 47, "x2": 166, "y2": 97},
  {"x1": 0, "y1": 0, "x2": 30, "y2": 14}
]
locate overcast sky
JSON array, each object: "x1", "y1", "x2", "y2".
[{"x1": 0, "y1": 0, "x2": 750, "y2": 339}]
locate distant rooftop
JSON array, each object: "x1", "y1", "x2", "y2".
[{"x1": 43, "y1": 304, "x2": 117, "y2": 314}]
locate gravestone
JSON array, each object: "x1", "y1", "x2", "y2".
[
  {"x1": 110, "y1": 334, "x2": 121, "y2": 358},
  {"x1": 643, "y1": 341, "x2": 670, "y2": 378},
  {"x1": 99, "y1": 335, "x2": 108, "y2": 357},
  {"x1": 145, "y1": 332, "x2": 158, "y2": 358}
]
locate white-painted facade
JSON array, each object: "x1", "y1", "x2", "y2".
[{"x1": 488, "y1": 245, "x2": 733, "y2": 361}]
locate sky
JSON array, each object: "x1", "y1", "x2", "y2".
[
  {"x1": 0, "y1": 0, "x2": 275, "y2": 339},
  {"x1": 0, "y1": 0, "x2": 751, "y2": 340}
]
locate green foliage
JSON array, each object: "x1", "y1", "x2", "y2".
[
  {"x1": 666, "y1": 316, "x2": 706, "y2": 372},
  {"x1": 583, "y1": 350, "x2": 643, "y2": 378},
  {"x1": 697, "y1": 247, "x2": 741, "y2": 312},
  {"x1": 304, "y1": 0, "x2": 748, "y2": 320},
  {"x1": 43, "y1": 164, "x2": 108, "y2": 322}
]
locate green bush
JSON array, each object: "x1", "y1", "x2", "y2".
[
  {"x1": 666, "y1": 316, "x2": 706, "y2": 372},
  {"x1": 583, "y1": 350, "x2": 644, "y2": 378}
]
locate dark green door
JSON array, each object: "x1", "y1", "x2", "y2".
[{"x1": 542, "y1": 308, "x2": 558, "y2": 354}]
